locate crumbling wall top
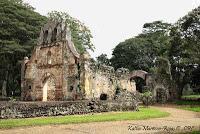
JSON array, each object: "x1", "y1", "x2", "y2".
[
  {"x1": 116, "y1": 68, "x2": 130, "y2": 75},
  {"x1": 37, "y1": 20, "x2": 79, "y2": 58}
]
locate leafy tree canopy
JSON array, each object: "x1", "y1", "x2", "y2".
[
  {"x1": 137, "y1": 21, "x2": 171, "y2": 56},
  {"x1": 0, "y1": 0, "x2": 46, "y2": 55},
  {"x1": 168, "y1": 6, "x2": 200, "y2": 95},
  {"x1": 111, "y1": 21, "x2": 171, "y2": 72},
  {"x1": 0, "y1": 0, "x2": 47, "y2": 96},
  {"x1": 96, "y1": 54, "x2": 111, "y2": 66},
  {"x1": 172, "y1": 6, "x2": 200, "y2": 65}
]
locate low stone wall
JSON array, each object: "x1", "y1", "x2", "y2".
[{"x1": 0, "y1": 100, "x2": 138, "y2": 119}]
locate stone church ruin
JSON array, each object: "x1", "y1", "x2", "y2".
[
  {"x1": 21, "y1": 21, "x2": 136, "y2": 101},
  {"x1": 0, "y1": 21, "x2": 174, "y2": 119},
  {"x1": 21, "y1": 21, "x2": 172, "y2": 104}
]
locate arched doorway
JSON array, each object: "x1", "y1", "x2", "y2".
[
  {"x1": 42, "y1": 74, "x2": 56, "y2": 101},
  {"x1": 131, "y1": 77, "x2": 146, "y2": 93},
  {"x1": 129, "y1": 70, "x2": 148, "y2": 93},
  {"x1": 43, "y1": 30, "x2": 48, "y2": 44}
]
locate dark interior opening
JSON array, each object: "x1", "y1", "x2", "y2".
[
  {"x1": 115, "y1": 87, "x2": 120, "y2": 95},
  {"x1": 131, "y1": 77, "x2": 146, "y2": 93},
  {"x1": 69, "y1": 86, "x2": 73, "y2": 92},
  {"x1": 51, "y1": 28, "x2": 57, "y2": 42},
  {"x1": 100, "y1": 93, "x2": 108, "y2": 100},
  {"x1": 43, "y1": 30, "x2": 48, "y2": 44},
  {"x1": 47, "y1": 51, "x2": 51, "y2": 64}
]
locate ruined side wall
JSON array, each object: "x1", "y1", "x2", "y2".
[
  {"x1": 92, "y1": 72, "x2": 116, "y2": 99},
  {"x1": 62, "y1": 40, "x2": 79, "y2": 100},
  {"x1": 21, "y1": 49, "x2": 37, "y2": 101},
  {"x1": 89, "y1": 65, "x2": 116, "y2": 100},
  {"x1": 116, "y1": 68, "x2": 136, "y2": 93},
  {"x1": 79, "y1": 59, "x2": 94, "y2": 99},
  {"x1": 80, "y1": 56, "x2": 136, "y2": 100}
]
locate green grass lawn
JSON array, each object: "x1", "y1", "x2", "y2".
[
  {"x1": 175, "y1": 99, "x2": 200, "y2": 112},
  {"x1": 175, "y1": 100, "x2": 200, "y2": 105},
  {"x1": 181, "y1": 107, "x2": 200, "y2": 112},
  {"x1": 181, "y1": 95, "x2": 200, "y2": 100},
  {"x1": 0, "y1": 107, "x2": 169, "y2": 129},
  {"x1": 191, "y1": 131, "x2": 200, "y2": 134},
  {"x1": 181, "y1": 131, "x2": 200, "y2": 134}
]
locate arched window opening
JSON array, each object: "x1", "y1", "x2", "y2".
[
  {"x1": 43, "y1": 30, "x2": 48, "y2": 45},
  {"x1": 115, "y1": 87, "x2": 120, "y2": 95},
  {"x1": 51, "y1": 28, "x2": 57, "y2": 42},
  {"x1": 47, "y1": 51, "x2": 52, "y2": 64}
]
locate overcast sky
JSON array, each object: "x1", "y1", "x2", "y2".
[{"x1": 24, "y1": 0, "x2": 200, "y2": 58}]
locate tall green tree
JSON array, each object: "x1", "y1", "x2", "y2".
[
  {"x1": 191, "y1": 67, "x2": 200, "y2": 93},
  {"x1": 168, "y1": 6, "x2": 200, "y2": 96},
  {"x1": 111, "y1": 38, "x2": 156, "y2": 71},
  {"x1": 137, "y1": 21, "x2": 171, "y2": 56},
  {"x1": 47, "y1": 11, "x2": 94, "y2": 53},
  {"x1": 96, "y1": 54, "x2": 111, "y2": 66},
  {"x1": 0, "y1": 0, "x2": 47, "y2": 96},
  {"x1": 111, "y1": 21, "x2": 171, "y2": 72},
  {"x1": 177, "y1": 6, "x2": 200, "y2": 65}
]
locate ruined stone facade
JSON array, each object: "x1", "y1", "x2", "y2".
[{"x1": 21, "y1": 21, "x2": 136, "y2": 101}]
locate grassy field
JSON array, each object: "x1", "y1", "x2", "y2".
[
  {"x1": 175, "y1": 99, "x2": 200, "y2": 112},
  {"x1": 0, "y1": 107, "x2": 169, "y2": 129},
  {"x1": 181, "y1": 107, "x2": 200, "y2": 112},
  {"x1": 175, "y1": 100, "x2": 200, "y2": 105},
  {"x1": 181, "y1": 95, "x2": 200, "y2": 100},
  {"x1": 181, "y1": 131, "x2": 200, "y2": 134}
]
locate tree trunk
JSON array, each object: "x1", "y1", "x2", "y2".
[
  {"x1": 1, "y1": 71, "x2": 8, "y2": 97},
  {"x1": 2, "y1": 80, "x2": 7, "y2": 97}
]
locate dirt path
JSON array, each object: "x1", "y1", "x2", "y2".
[{"x1": 0, "y1": 106, "x2": 200, "y2": 134}]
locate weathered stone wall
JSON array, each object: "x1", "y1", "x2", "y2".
[
  {"x1": 116, "y1": 68, "x2": 136, "y2": 93},
  {"x1": 0, "y1": 100, "x2": 138, "y2": 119},
  {"x1": 62, "y1": 40, "x2": 80, "y2": 100},
  {"x1": 80, "y1": 54, "x2": 136, "y2": 100}
]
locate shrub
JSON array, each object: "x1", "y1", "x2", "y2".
[{"x1": 141, "y1": 91, "x2": 153, "y2": 107}]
